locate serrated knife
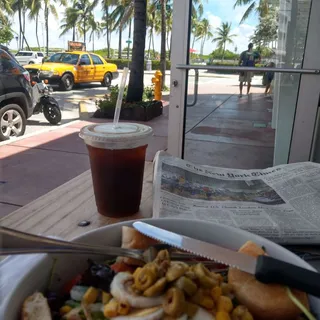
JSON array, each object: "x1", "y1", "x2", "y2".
[{"x1": 133, "y1": 221, "x2": 320, "y2": 297}]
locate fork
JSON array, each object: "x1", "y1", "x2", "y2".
[{"x1": 0, "y1": 226, "x2": 204, "y2": 264}]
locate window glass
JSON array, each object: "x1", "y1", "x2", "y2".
[
  {"x1": 90, "y1": 54, "x2": 103, "y2": 65},
  {"x1": 48, "y1": 53, "x2": 80, "y2": 65},
  {"x1": 80, "y1": 54, "x2": 91, "y2": 65},
  {"x1": 0, "y1": 50, "x2": 23, "y2": 73},
  {"x1": 37, "y1": 52, "x2": 44, "y2": 57},
  {"x1": 16, "y1": 51, "x2": 33, "y2": 56}
]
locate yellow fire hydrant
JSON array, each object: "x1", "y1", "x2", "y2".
[{"x1": 152, "y1": 70, "x2": 162, "y2": 100}]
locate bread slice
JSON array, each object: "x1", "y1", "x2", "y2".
[
  {"x1": 228, "y1": 241, "x2": 309, "y2": 320},
  {"x1": 21, "y1": 292, "x2": 52, "y2": 320},
  {"x1": 120, "y1": 226, "x2": 159, "y2": 265}
]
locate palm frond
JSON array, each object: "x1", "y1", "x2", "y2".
[{"x1": 239, "y1": 2, "x2": 255, "y2": 24}]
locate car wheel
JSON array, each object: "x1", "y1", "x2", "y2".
[
  {"x1": 60, "y1": 74, "x2": 74, "y2": 91},
  {"x1": 29, "y1": 61, "x2": 34, "y2": 64},
  {"x1": 101, "y1": 73, "x2": 112, "y2": 87},
  {"x1": 0, "y1": 104, "x2": 26, "y2": 141}
]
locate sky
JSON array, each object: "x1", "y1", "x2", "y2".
[{"x1": 7, "y1": 0, "x2": 259, "y2": 55}]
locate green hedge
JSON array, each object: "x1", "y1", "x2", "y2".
[
  {"x1": 105, "y1": 58, "x2": 171, "y2": 70},
  {"x1": 207, "y1": 62, "x2": 264, "y2": 74}
]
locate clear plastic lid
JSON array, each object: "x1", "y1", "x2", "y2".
[{"x1": 79, "y1": 123, "x2": 153, "y2": 149}]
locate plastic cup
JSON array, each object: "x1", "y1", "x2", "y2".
[{"x1": 79, "y1": 123, "x2": 153, "y2": 217}]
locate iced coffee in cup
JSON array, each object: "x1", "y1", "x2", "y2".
[{"x1": 79, "y1": 123, "x2": 153, "y2": 217}]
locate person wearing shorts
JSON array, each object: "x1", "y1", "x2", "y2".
[{"x1": 238, "y1": 43, "x2": 261, "y2": 97}]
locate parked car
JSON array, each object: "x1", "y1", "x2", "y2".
[
  {"x1": 0, "y1": 45, "x2": 33, "y2": 141},
  {"x1": 24, "y1": 51, "x2": 119, "y2": 91},
  {"x1": 15, "y1": 50, "x2": 45, "y2": 65}
]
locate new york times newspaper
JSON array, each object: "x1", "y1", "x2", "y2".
[{"x1": 153, "y1": 151, "x2": 320, "y2": 244}]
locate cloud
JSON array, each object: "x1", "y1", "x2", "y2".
[
  {"x1": 7, "y1": 1, "x2": 257, "y2": 56},
  {"x1": 207, "y1": 13, "x2": 222, "y2": 29}
]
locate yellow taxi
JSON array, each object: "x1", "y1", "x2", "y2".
[{"x1": 24, "y1": 51, "x2": 118, "y2": 91}]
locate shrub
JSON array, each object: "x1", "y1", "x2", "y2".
[
  {"x1": 96, "y1": 85, "x2": 155, "y2": 111},
  {"x1": 206, "y1": 61, "x2": 264, "y2": 74},
  {"x1": 104, "y1": 58, "x2": 171, "y2": 70}
]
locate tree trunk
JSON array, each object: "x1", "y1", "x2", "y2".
[
  {"x1": 21, "y1": 8, "x2": 25, "y2": 49},
  {"x1": 18, "y1": 2, "x2": 22, "y2": 50},
  {"x1": 169, "y1": 32, "x2": 172, "y2": 59},
  {"x1": 160, "y1": 0, "x2": 166, "y2": 89},
  {"x1": 148, "y1": 29, "x2": 152, "y2": 59},
  {"x1": 83, "y1": 16, "x2": 86, "y2": 46},
  {"x1": 105, "y1": 5, "x2": 110, "y2": 58},
  {"x1": 127, "y1": 18, "x2": 132, "y2": 60},
  {"x1": 118, "y1": 27, "x2": 122, "y2": 59},
  {"x1": 72, "y1": 26, "x2": 75, "y2": 41},
  {"x1": 92, "y1": 31, "x2": 94, "y2": 51},
  {"x1": 192, "y1": 34, "x2": 196, "y2": 49},
  {"x1": 152, "y1": 32, "x2": 155, "y2": 59},
  {"x1": 126, "y1": 0, "x2": 147, "y2": 102},
  {"x1": 35, "y1": 15, "x2": 41, "y2": 50},
  {"x1": 45, "y1": 2, "x2": 49, "y2": 56},
  {"x1": 222, "y1": 42, "x2": 226, "y2": 61}
]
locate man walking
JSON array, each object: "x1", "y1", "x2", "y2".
[{"x1": 238, "y1": 43, "x2": 260, "y2": 97}]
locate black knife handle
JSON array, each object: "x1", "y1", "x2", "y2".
[{"x1": 255, "y1": 255, "x2": 320, "y2": 297}]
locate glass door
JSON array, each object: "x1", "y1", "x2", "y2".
[{"x1": 168, "y1": 0, "x2": 320, "y2": 169}]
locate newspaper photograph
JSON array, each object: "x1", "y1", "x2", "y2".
[{"x1": 153, "y1": 151, "x2": 320, "y2": 244}]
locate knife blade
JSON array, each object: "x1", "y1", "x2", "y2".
[{"x1": 133, "y1": 221, "x2": 320, "y2": 297}]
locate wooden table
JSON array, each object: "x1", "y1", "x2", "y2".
[{"x1": 0, "y1": 162, "x2": 154, "y2": 240}]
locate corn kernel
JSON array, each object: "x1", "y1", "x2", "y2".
[
  {"x1": 221, "y1": 283, "x2": 233, "y2": 296},
  {"x1": 242, "y1": 311, "x2": 254, "y2": 320},
  {"x1": 102, "y1": 291, "x2": 112, "y2": 305},
  {"x1": 103, "y1": 299, "x2": 118, "y2": 318},
  {"x1": 216, "y1": 311, "x2": 231, "y2": 320},
  {"x1": 232, "y1": 305, "x2": 247, "y2": 318},
  {"x1": 59, "y1": 305, "x2": 72, "y2": 315},
  {"x1": 133, "y1": 267, "x2": 142, "y2": 278},
  {"x1": 118, "y1": 301, "x2": 130, "y2": 315},
  {"x1": 211, "y1": 286, "x2": 222, "y2": 302},
  {"x1": 217, "y1": 295, "x2": 233, "y2": 313},
  {"x1": 82, "y1": 286, "x2": 99, "y2": 304},
  {"x1": 199, "y1": 295, "x2": 214, "y2": 309}
]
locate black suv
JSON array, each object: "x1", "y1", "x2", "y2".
[{"x1": 0, "y1": 45, "x2": 33, "y2": 141}]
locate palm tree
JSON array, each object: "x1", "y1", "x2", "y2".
[
  {"x1": 88, "y1": 17, "x2": 102, "y2": 51},
  {"x1": 212, "y1": 22, "x2": 236, "y2": 61},
  {"x1": 60, "y1": 5, "x2": 81, "y2": 41},
  {"x1": 27, "y1": 0, "x2": 41, "y2": 50},
  {"x1": 110, "y1": 0, "x2": 133, "y2": 59},
  {"x1": 11, "y1": 0, "x2": 31, "y2": 50},
  {"x1": 43, "y1": 0, "x2": 66, "y2": 56},
  {"x1": 0, "y1": 0, "x2": 12, "y2": 22},
  {"x1": 196, "y1": 18, "x2": 213, "y2": 58},
  {"x1": 126, "y1": 0, "x2": 147, "y2": 102},
  {"x1": 159, "y1": 0, "x2": 166, "y2": 89},
  {"x1": 146, "y1": 3, "x2": 156, "y2": 59},
  {"x1": 233, "y1": 0, "x2": 269, "y2": 24}
]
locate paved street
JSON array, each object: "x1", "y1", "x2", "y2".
[{"x1": 24, "y1": 72, "x2": 263, "y2": 137}]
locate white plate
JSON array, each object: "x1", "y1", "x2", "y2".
[{"x1": 2, "y1": 218, "x2": 320, "y2": 319}]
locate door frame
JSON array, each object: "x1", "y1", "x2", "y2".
[{"x1": 168, "y1": 0, "x2": 320, "y2": 165}]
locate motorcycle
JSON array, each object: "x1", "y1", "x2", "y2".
[{"x1": 31, "y1": 73, "x2": 62, "y2": 125}]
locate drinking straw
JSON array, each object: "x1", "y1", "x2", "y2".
[{"x1": 113, "y1": 67, "x2": 129, "y2": 128}]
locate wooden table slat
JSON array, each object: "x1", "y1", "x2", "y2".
[{"x1": 0, "y1": 162, "x2": 154, "y2": 240}]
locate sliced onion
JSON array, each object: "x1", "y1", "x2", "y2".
[
  {"x1": 191, "y1": 307, "x2": 214, "y2": 320},
  {"x1": 110, "y1": 306, "x2": 164, "y2": 320},
  {"x1": 110, "y1": 273, "x2": 164, "y2": 308}
]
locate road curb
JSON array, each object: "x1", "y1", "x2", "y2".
[
  {"x1": 78, "y1": 101, "x2": 97, "y2": 120},
  {"x1": 0, "y1": 120, "x2": 81, "y2": 146}
]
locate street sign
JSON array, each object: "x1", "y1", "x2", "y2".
[{"x1": 126, "y1": 39, "x2": 132, "y2": 44}]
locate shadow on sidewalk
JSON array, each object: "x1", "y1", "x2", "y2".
[{"x1": 0, "y1": 108, "x2": 168, "y2": 218}]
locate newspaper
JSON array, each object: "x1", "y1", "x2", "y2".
[{"x1": 152, "y1": 151, "x2": 320, "y2": 245}]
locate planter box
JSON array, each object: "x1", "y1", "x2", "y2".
[{"x1": 93, "y1": 100, "x2": 163, "y2": 121}]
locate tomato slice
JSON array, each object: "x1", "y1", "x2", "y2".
[
  {"x1": 110, "y1": 261, "x2": 135, "y2": 274},
  {"x1": 62, "y1": 274, "x2": 82, "y2": 294}
]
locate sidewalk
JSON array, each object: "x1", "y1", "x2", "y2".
[{"x1": 0, "y1": 106, "x2": 168, "y2": 219}]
